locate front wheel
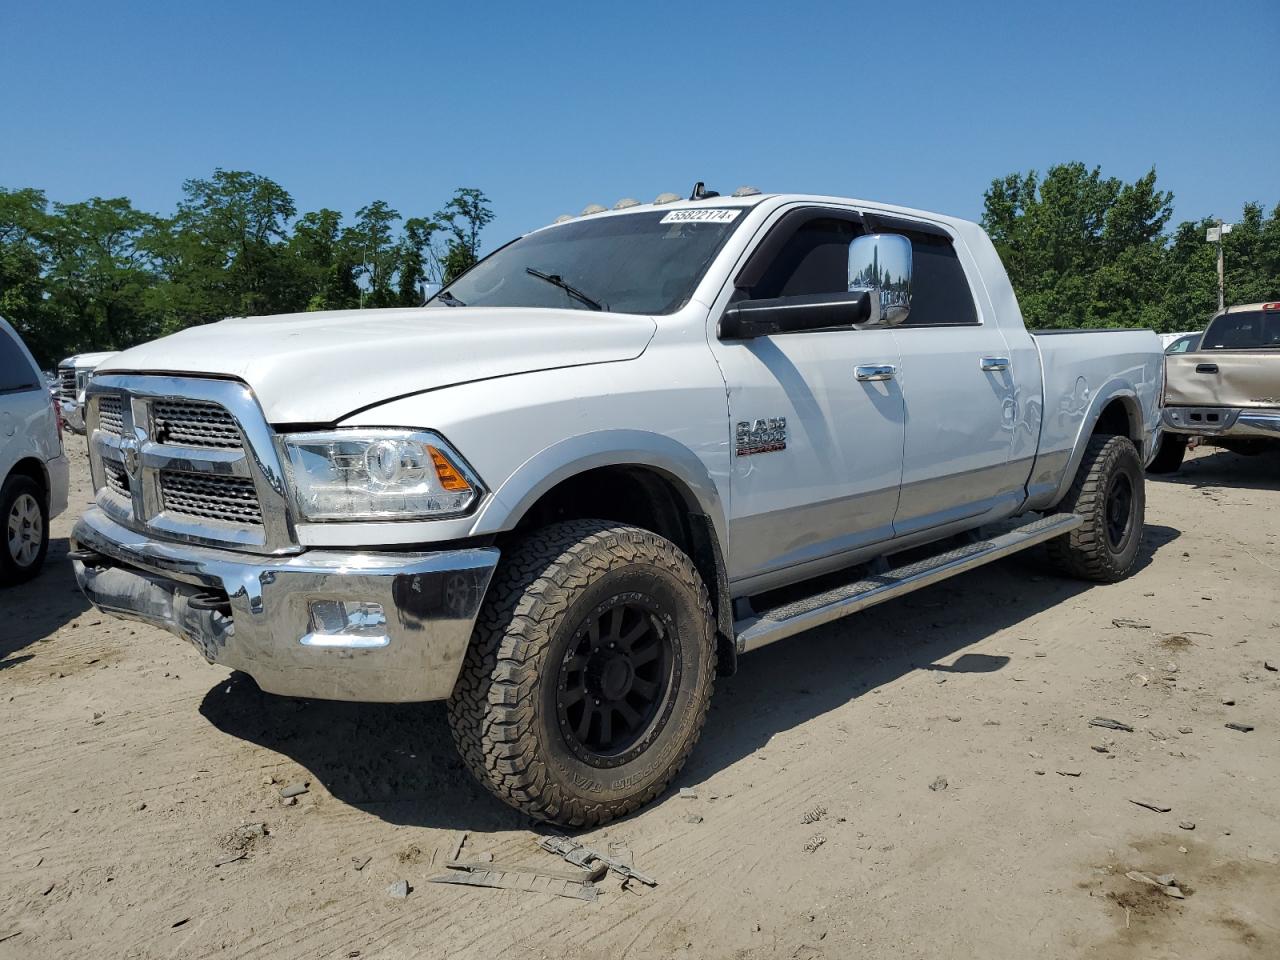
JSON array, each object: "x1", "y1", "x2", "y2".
[
  {"x1": 448, "y1": 520, "x2": 716, "y2": 827},
  {"x1": 1046, "y1": 434, "x2": 1145, "y2": 583}
]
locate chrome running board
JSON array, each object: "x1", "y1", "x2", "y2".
[{"x1": 734, "y1": 513, "x2": 1082, "y2": 653}]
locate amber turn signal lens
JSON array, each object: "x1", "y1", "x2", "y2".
[{"x1": 429, "y1": 446, "x2": 472, "y2": 492}]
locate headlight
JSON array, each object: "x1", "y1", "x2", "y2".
[{"x1": 281, "y1": 430, "x2": 482, "y2": 521}]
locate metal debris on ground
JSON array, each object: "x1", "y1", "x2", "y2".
[
  {"x1": 1178, "y1": 821, "x2": 1196, "y2": 830},
  {"x1": 1129, "y1": 798, "x2": 1173, "y2": 813},
  {"x1": 802, "y1": 835, "x2": 826, "y2": 853},
  {"x1": 1090, "y1": 718, "x2": 1135, "y2": 732},
  {"x1": 678, "y1": 787, "x2": 698, "y2": 799},
  {"x1": 386, "y1": 880, "x2": 410, "y2": 899},
  {"x1": 929, "y1": 776, "x2": 948, "y2": 792},
  {"x1": 351, "y1": 856, "x2": 371, "y2": 871},
  {"x1": 801, "y1": 805, "x2": 827, "y2": 824},
  {"x1": 1057, "y1": 769, "x2": 1082, "y2": 777},
  {"x1": 537, "y1": 835, "x2": 658, "y2": 887},
  {"x1": 429, "y1": 863, "x2": 599, "y2": 902},
  {"x1": 1125, "y1": 870, "x2": 1185, "y2": 899},
  {"x1": 1111, "y1": 618, "x2": 1150, "y2": 629},
  {"x1": 1225, "y1": 722, "x2": 1255, "y2": 733},
  {"x1": 279, "y1": 782, "x2": 309, "y2": 799},
  {"x1": 449, "y1": 831, "x2": 468, "y2": 861},
  {"x1": 685, "y1": 814, "x2": 704, "y2": 824},
  {"x1": 213, "y1": 851, "x2": 247, "y2": 868}
]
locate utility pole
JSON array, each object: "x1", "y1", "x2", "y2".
[{"x1": 1206, "y1": 219, "x2": 1234, "y2": 311}]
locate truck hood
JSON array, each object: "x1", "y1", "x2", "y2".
[
  {"x1": 98, "y1": 306, "x2": 657, "y2": 423},
  {"x1": 1165, "y1": 350, "x2": 1280, "y2": 408}
]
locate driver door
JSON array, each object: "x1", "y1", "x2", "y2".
[{"x1": 707, "y1": 209, "x2": 906, "y2": 593}]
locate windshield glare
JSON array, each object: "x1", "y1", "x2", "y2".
[
  {"x1": 1201, "y1": 310, "x2": 1280, "y2": 350},
  {"x1": 429, "y1": 210, "x2": 744, "y2": 315}
]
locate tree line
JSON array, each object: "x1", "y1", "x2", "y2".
[
  {"x1": 3, "y1": 163, "x2": 1279, "y2": 368},
  {"x1": 1, "y1": 170, "x2": 493, "y2": 367}
]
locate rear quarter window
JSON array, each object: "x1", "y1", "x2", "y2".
[{"x1": 0, "y1": 326, "x2": 41, "y2": 395}]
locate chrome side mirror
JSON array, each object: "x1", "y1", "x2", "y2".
[{"x1": 848, "y1": 233, "x2": 912, "y2": 326}]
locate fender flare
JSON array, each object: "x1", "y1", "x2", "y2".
[
  {"x1": 468, "y1": 429, "x2": 728, "y2": 554},
  {"x1": 1046, "y1": 379, "x2": 1145, "y2": 508}
]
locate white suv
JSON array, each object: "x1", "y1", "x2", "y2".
[{"x1": 0, "y1": 317, "x2": 69, "y2": 584}]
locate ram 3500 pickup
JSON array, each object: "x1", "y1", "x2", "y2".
[{"x1": 71, "y1": 190, "x2": 1163, "y2": 825}]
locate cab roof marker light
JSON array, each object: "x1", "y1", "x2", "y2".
[
  {"x1": 554, "y1": 214, "x2": 574, "y2": 223},
  {"x1": 653, "y1": 192, "x2": 681, "y2": 205},
  {"x1": 732, "y1": 185, "x2": 762, "y2": 197},
  {"x1": 1264, "y1": 302, "x2": 1280, "y2": 310},
  {"x1": 580, "y1": 204, "x2": 607, "y2": 216},
  {"x1": 613, "y1": 198, "x2": 640, "y2": 210}
]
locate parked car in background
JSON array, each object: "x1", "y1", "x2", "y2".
[
  {"x1": 57, "y1": 351, "x2": 119, "y2": 433},
  {"x1": 1163, "y1": 332, "x2": 1201, "y2": 355},
  {"x1": 1151, "y1": 302, "x2": 1280, "y2": 473},
  {"x1": 1, "y1": 318, "x2": 69, "y2": 584},
  {"x1": 69, "y1": 189, "x2": 1162, "y2": 825}
]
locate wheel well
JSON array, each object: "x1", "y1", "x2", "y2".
[
  {"x1": 508, "y1": 465, "x2": 736, "y2": 675},
  {"x1": 1091, "y1": 397, "x2": 1139, "y2": 445},
  {"x1": 7, "y1": 457, "x2": 48, "y2": 497}
]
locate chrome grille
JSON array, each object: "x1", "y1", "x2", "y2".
[
  {"x1": 58, "y1": 366, "x2": 76, "y2": 401},
  {"x1": 152, "y1": 399, "x2": 243, "y2": 449},
  {"x1": 87, "y1": 376, "x2": 291, "y2": 552},
  {"x1": 160, "y1": 471, "x2": 263, "y2": 526},
  {"x1": 104, "y1": 461, "x2": 131, "y2": 500},
  {"x1": 97, "y1": 395, "x2": 124, "y2": 436}
]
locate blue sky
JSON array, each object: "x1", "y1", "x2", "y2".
[{"x1": 2, "y1": 0, "x2": 1276, "y2": 249}]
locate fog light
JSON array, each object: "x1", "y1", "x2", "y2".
[{"x1": 302, "y1": 600, "x2": 389, "y2": 648}]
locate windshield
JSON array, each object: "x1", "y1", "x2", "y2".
[
  {"x1": 429, "y1": 209, "x2": 745, "y2": 315},
  {"x1": 1200, "y1": 309, "x2": 1280, "y2": 350}
]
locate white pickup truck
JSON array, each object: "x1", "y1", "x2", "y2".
[{"x1": 71, "y1": 189, "x2": 1163, "y2": 825}]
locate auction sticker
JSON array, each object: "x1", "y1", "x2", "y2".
[{"x1": 660, "y1": 209, "x2": 742, "y2": 224}]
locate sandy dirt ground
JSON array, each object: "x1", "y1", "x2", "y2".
[{"x1": 1, "y1": 442, "x2": 1278, "y2": 960}]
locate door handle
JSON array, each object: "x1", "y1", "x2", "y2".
[
  {"x1": 981, "y1": 357, "x2": 1011, "y2": 372},
  {"x1": 1195, "y1": 363, "x2": 1219, "y2": 374},
  {"x1": 855, "y1": 364, "x2": 897, "y2": 382}
]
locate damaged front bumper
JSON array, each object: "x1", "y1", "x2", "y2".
[{"x1": 71, "y1": 507, "x2": 499, "y2": 702}]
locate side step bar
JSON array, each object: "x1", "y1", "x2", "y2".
[{"x1": 734, "y1": 513, "x2": 1082, "y2": 654}]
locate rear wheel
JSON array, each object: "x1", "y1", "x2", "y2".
[
  {"x1": 1047, "y1": 435, "x2": 1145, "y2": 583},
  {"x1": 448, "y1": 520, "x2": 716, "y2": 827},
  {"x1": 1146, "y1": 433, "x2": 1187, "y2": 474},
  {"x1": 1, "y1": 475, "x2": 49, "y2": 586}
]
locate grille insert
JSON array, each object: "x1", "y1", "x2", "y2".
[
  {"x1": 58, "y1": 367, "x2": 77, "y2": 401},
  {"x1": 160, "y1": 471, "x2": 263, "y2": 526},
  {"x1": 153, "y1": 399, "x2": 242, "y2": 449},
  {"x1": 104, "y1": 461, "x2": 131, "y2": 500},
  {"x1": 97, "y1": 395, "x2": 124, "y2": 436}
]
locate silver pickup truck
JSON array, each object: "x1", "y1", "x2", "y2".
[{"x1": 71, "y1": 189, "x2": 1163, "y2": 825}]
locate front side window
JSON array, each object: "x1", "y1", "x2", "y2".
[
  {"x1": 1200, "y1": 310, "x2": 1280, "y2": 350},
  {"x1": 0, "y1": 326, "x2": 40, "y2": 395},
  {"x1": 429, "y1": 210, "x2": 745, "y2": 315},
  {"x1": 747, "y1": 217, "x2": 861, "y2": 300}
]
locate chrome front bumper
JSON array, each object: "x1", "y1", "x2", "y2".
[
  {"x1": 1163, "y1": 406, "x2": 1280, "y2": 439},
  {"x1": 71, "y1": 507, "x2": 499, "y2": 702}
]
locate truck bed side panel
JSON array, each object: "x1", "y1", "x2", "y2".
[{"x1": 1025, "y1": 329, "x2": 1163, "y2": 510}]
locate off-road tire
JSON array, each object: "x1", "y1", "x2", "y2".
[
  {"x1": 1146, "y1": 433, "x2": 1186, "y2": 474},
  {"x1": 1046, "y1": 434, "x2": 1145, "y2": 583},
  {"x1": 1, "y1": 474, "x2": 49, "y2": 587},
  {"x1": 447, "y1": 520, "x2": 716, "y2": 827}
]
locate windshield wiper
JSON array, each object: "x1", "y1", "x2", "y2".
[
  {"x1": 525, "y1": 267, "x2": 605, "y2": 311},
  {"x1": 436, "y1": 290, "x2": 466, "y2": 307}
]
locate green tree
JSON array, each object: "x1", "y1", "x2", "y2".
[{"x1": 435, "y1": 187, "x2": 494, "y2": 282}]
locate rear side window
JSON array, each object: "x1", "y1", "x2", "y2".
[
  {"x1": 1201, "y1": 310, "x2": 1280, "y2": 350},
  {"x1": 896, "y1": 233, "x2": 979, "y2": 327},
  {"x1": 0, "y1": 326, "x2": 40, "y2": 395}
]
